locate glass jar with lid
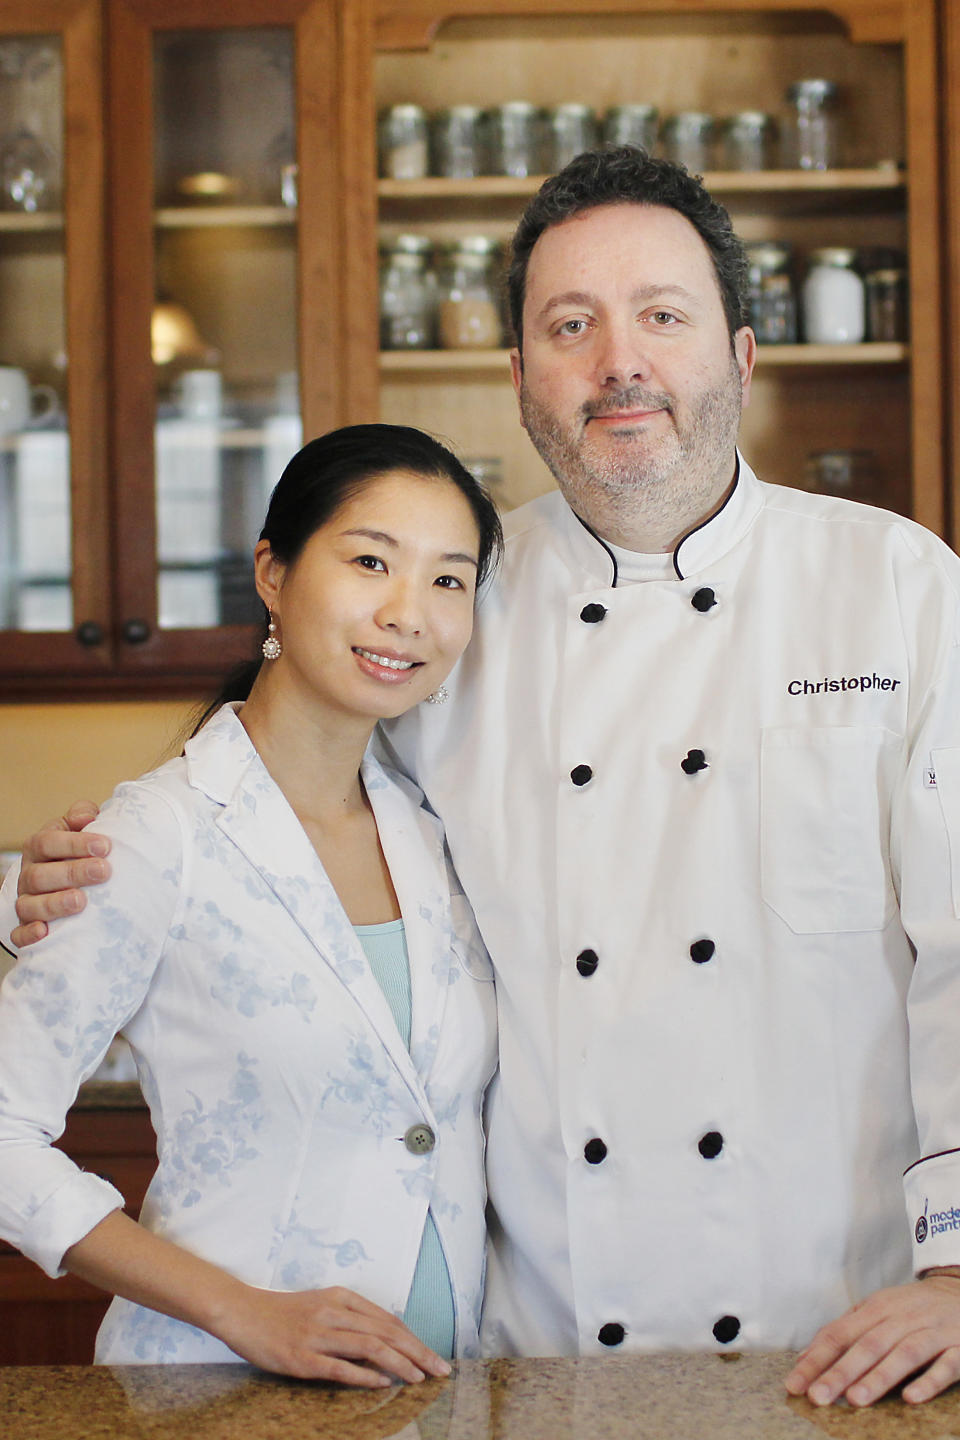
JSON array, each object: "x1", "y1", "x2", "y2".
[
  {"x1": 783, "y1": 79, "x2": 839, "y2": 171},
  {"x1": 603, "y1": 104, "x2": 658, "y2": 153},
  {"x1": 744, "y1": 242, "x2": 797, "y2": 344},
  {"x1": 486, "y1": 102, "x2": 547, "y2": 178},
  {"x1": 802, "y1": 247, "x2": 865, "y2": 344},
  {"x1": 379, "y1": 234, "x2": 435, "y2": 350},
  {"x1": 660, "y1": 112, "x2": 715, "y2": 173},
  {"x1": 436, "y1": 236, "x2": 504, "y2": 350},
  {"x1": 721, "y1": 112, "x2": 775, "y2": 171},
  {"x1": 864, "y1": 267, "x2": 908, "y2": 343},
  {"x1": 547, "y1": 104, "x2": 599, "y2": 170},
  {"x1": 377, "y1": 104, "x2": 429, "y2": 179},
  {"x1": 430, "y1": 106, "x2": 488, "y2": 178}
]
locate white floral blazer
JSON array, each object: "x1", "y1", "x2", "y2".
[{"x1": 0, "y1": 705, "x2": 498, "y2": 1363}]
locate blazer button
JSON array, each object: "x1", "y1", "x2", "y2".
[
  {"x1": 570, "y1": 764, "x2": 593, "y2": 786},
  {"x1": 576, "y1": 949, "x2": 599, "y2": 976},
  {"x1": 698, "y1": 1131, "x2": 724, "y2": 1159},
  {"x1": 598, "y1": 1322, "x2": 625, "y2": 1347},
  {"x1": 584, "y1": 1137, "x2": 608, "y2": 1164},
  {"x1": 404, "y1": 1124, "x2": 436, "y2": 1155},
  {"x1": 681, "y1": 749, "x2": 708, "y2": 775},
  {"x1": 713, "y1": 1315, "x2": 741, "y2": 1344},
  {"x1": 689, "y1": 938, "x2": 716, "y2": 965},
  {"x1": 580, "y1": 603, "x2": 608, "y2": 623},
  {"x1": 692, "y1": 587, "x2": 717, "y2": 612}
]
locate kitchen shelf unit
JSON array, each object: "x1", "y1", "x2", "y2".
[{"x1": 341, "y1": 0, "x2": 940, "y2": 521}]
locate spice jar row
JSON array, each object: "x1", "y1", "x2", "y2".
[
  {"x1": 379, "y1": 81, "x2": 849, "y2": 181},
  {"x1": 380, "y1": 235, "x2": 508, "y2": 351},
  {"x1": 746, "y1": 244, "x2": 908, "y2": 346}
]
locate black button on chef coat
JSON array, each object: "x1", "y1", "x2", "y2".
[
  {"x1": 580, "y1": 603, "x2": 607, "y2": 623},
  {"x1": 713, "y1": 1315, "x2": 741, "y2": 1344},
  {"x1": 584, "y1": 1138, "x2": 608, "y2": 1164},
  {"x1": 681, "y1": 749, "x2": 708, "y2": 774},
  {"x1": 698, "y1": 1131, "x2": 724, "y2": 1159},
  {"x1": 692, "y1": 587, "x2": 717, "y2": 612},
  {"x1": 598, "y1": 1322, "x2": 625, "y2": 1347},
  {"x1": 689, "y1": 939, "x2": 716, "y2": 965},
  {"x1": 576, "y1": 949, "x2": 599, "y2": 976},
  {"x1": 571, "y1": 764, "x2": 593, "y2": 786}
]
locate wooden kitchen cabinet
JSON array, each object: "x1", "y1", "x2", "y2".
[
  {"x1": 0, "y1": 1102, "x2": 156, "y2": 1364},
  {"x1": 0, "y1": 0, "x2": 950, "y2": 697},
  {"x1": 340, "y1": 0, "x2": 943, "y2": 523},
  {"x1": 0, "y1": 0, "x2": 349, "y2": 698}
]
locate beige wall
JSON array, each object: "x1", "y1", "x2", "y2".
[{"x1": 0, "y1": 700, "x2": 200, "y2": 853}]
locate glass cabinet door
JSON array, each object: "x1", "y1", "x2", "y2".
[
  {"x1": 108, "y1": 0, "x2": 342, "y2": 682},
  {"x1": 0, "y1": 1, "x2": 109, "y2": 687}
]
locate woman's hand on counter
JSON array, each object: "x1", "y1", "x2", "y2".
[
  {"x1": 216, "y1": 1283, "x2": 452, "y2": 1387},
  {"x1": 11, "y1": 801, "x2": 110, "y2": 948},
  {"x1": 784, "y1": 1275, "x2": 960, "y2": 1407},
  {"x1": 65, "y1": 1209, "x2": 450, "y2": 1388}
]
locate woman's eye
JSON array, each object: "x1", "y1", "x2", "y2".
[
  {"x1": 354, "y1": 554, "x2": 386, "y2": 571},
  {"x1": 435, "y1": 574, "x2": 466, "y2": 590},
  {"x1": 649, "y1": 310, "x2": 679, "y2": 326}
]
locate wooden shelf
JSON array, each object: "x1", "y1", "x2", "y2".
[
  {"x1": 154, "y1": 205, "x2": 296, "y2": 229},
  {"x1": 0, "y1": 211, "x2": 64, "y2": 232},
  {"x1": 379, "y1": 342, "x2": 909, "y2": 372},
  {"x1": 378, "y1": 168, "x2": 906, "y2": 201}
]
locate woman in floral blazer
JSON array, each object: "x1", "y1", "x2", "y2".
[{"x1": 0, "y1": 425, "x2": 501, "y2": 1387}]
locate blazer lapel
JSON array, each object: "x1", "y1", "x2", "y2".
[
  {"x1": 184, "y1": 708, "x2": 422, "y2": 1096},
  {"x1": 362, "y1": 751, "x2": 454, "y2": 1087}
]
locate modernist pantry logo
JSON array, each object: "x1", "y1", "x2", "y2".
[{"x1": 916, "y1": 1198, "x2": 960, "y2": 1244}]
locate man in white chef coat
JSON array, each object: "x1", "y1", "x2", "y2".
[{"x1": 11, "y1": 147, "x2": 960, "y2": 1406}]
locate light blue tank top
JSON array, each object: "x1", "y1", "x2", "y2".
[{"x1": 354, "y1": 919, "x2": 456, "y2": 1359}]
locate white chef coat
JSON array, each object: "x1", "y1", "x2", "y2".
[
  {"x1": 383, "y1": 456, "x2": 960, "y2": 1357},
  {"x1": 0, "y1": 704, "x2": 497, "y2": 1362}
]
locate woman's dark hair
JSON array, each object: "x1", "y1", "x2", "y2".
[
  {"x1": 192, "y1": 424, "x2": 503, "y2": 733},
  {"x1": 508, "y1": 145, "x2": 749, "y2": 348}
]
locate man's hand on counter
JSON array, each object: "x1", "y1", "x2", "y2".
[
  {"x1": 11, "y1": 802, "x2": 110, "y2": 948},
  {"x1": 784, "y1": 1274, "x2": 960, "y2": 1407}
]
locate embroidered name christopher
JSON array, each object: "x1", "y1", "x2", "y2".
[{"x1": 787, "y1": 672, "x2": 901, "y2": 696}]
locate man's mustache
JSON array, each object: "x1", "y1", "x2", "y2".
[{"x1": 581, "y1": 387, "x2": 674, "y2": 420}]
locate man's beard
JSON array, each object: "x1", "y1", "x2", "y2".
[{"x1": 519, "y1": 364, "x2": 743, "y2": 521}]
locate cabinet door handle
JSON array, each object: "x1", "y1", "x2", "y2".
[
  {"x1": 75, "y1": 620, "x2": 104, "y2": 647},
  {"x1": 122, "y1": 619, "x2": 151, "y2": 645}
]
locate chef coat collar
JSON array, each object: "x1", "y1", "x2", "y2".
[{"x1": 563, "y1": 451, "x2": 764, "y2": 587}]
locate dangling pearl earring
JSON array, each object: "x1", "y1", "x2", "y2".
[
  {"x1": 262, "y1": 612, "x2": 282, "y2": 660},
  {"x1": 425, "y1": 685, "x2": 448, "y2": 705}
]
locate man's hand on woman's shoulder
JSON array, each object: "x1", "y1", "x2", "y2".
[{"x1": 11, "y1": 802, "x2": 111, "y2": 948}]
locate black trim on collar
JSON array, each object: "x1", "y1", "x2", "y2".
[
  {"x1": 672, "y1": 455, "x2": 741, "y2": 580},
  {"x1": 574, "y1": 512, "x2": 620, "y2": 588}
]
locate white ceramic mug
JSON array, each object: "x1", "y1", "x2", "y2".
[
  {"x1": 0, "y1": 366, "x2": 58, "y2": 437},
  {"x1": 173, "y1": 368, "x2": 223, "y2": 420}
]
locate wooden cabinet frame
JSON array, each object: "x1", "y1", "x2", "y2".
[{"x1": 106, "y1": 0, "x2": 345, "y2": 684}]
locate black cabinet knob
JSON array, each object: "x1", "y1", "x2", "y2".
[
  {"x1": 75, "y1": 620, "x2": 104, "y2": 647},
  {"x1": 122, "y1": 619, "x2": 151, "y2": 645}
]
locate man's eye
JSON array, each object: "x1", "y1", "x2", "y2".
[
  {"x1": 557, "y1": 318, "x2": 588, "y2": 336},
  {"x1": 649, "y1": 311, "x2": 679, "y2": 325},
  {"x1": 355, "y1": 554, "x2": 386, "y2": 571}
]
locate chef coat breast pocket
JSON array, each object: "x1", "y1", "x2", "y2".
[{"x1": 760, "y1": 726, "x2": 898, "y2": 934}]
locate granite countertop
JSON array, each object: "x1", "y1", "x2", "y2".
[{"x1": 4, "y1": 1354, "x2": 960, "y2": 1440}]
